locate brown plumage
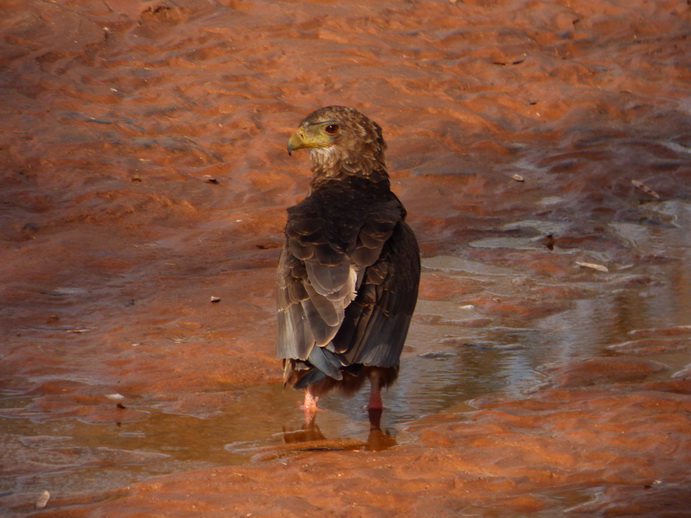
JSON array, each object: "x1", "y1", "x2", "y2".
[{"x1": 277, "y1": 106, "x2": 420, "y2": 414}]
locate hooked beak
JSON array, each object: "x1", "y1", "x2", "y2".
[{"x1": 287, "y1": 131, "x2": 305, "y2": 156}]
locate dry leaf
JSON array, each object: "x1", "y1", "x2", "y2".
[
  {"x1": 631, "y1": 179, "x2": 660, "y2": 199},
  {"x1": 36, "y1": 490, "x2": 50, "y2": 509},
  {"x1": 576, "y1": 261, "x2": 609, "y2": 272}
]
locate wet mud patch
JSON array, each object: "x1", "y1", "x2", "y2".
[
  {"x1": 2, "y1": 0, "x2": 690, "y2": 515},
  {"x1": 16, "y1": 371, "x2": 690, "y2": 517}
]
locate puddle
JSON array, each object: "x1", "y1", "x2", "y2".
[
  {"x1": 3, "y1": 200, "x2": 690, "y2": 510},
  {"x1": 2, "y1": 1, "x2": 689, "y2": 514}
]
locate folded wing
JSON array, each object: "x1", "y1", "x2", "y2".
[{"x1": 277, "y1": 179, "x2": 420, "y2": 386}]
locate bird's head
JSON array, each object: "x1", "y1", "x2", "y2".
[{"x1": 288, "y1": 106, "x2": 387, "y2": 179}]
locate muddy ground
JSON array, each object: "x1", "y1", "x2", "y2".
[{"x1": 1, "y1": 0, "x2": 690, "y2": 516}]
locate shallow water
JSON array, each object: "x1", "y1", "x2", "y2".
[
  {"x1": 1, "y1": 0, "x2": 690, "y2": 515},
  {"x1": 2, "y1": 197, "x2": 689, "y2": 505}
]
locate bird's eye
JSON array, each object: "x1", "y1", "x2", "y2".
[{"x1": 324, "y1": 124, "x2": 339, "y2": 135}]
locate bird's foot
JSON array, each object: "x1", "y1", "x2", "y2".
[
  {"x1": 299, "y1": 401, "x2": 321, "y2": 412},
  {"x1": 367, "y1": 407, "x2": 383, "y2": 431},
  {"x1": 299, "y1": 390, "x2": 320, "y2": 422},
  {"x1": 300, "y1": 389, "x2": 321, "y2": 427}
]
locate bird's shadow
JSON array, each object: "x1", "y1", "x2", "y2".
[{"x1": 279, "y1": 408, "x2": 397, "y2": 453}]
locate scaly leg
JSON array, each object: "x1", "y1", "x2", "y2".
[
  {"x1": 367, "y1": 369, "x2": 384, "y2": 410},
  {"x1": 300, "y1": 386, "x2": 319, "y2": 423}
]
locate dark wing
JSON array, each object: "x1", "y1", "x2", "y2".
[
  {"x1": 276, "y1": 191, "x2": 361, "y2": 358},
  {"x1": 333, "y1": 220, "x2": 419, "y2": 368},
  {"x1": 276, "y1": 180, "x2": 417, "y2": 382}
]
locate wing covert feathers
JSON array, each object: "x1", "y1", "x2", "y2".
[{"x1": 276, "y1": 179, "x2": 419, "y2": 388}]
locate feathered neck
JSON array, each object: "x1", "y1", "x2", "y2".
[{"x1": 308, "y1": 145, "x2": 389, "y2": 188}]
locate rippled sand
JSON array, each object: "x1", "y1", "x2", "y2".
[{"x1": 1, "y1": 0, "x2": 690, "y2": 515}]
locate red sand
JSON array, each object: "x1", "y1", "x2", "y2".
[{"x1": 1, "y1": 0, "x2": 690, "y2": 516}]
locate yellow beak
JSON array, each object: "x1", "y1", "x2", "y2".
[{"x1": 287, "y1": 131, "x2": 305, "y2": 156}]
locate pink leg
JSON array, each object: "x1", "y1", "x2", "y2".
[
  {"x1": 367, "y1": 370, "x2": 384, "y2": 410},
  {"x1": 300, "y1": 387, "x2": 319, "y2": 416}
]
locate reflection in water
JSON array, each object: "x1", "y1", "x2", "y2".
[
  {"x1": 364, "y1": 409, "x2": 398, "y2": 452},
  {"x1": 1, "y1": 201, "x2": 689, "y2": 513},
  {"x1": 276, "y1": 408, "x2": 396, "y2": 456}
]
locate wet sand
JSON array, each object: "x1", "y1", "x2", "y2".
[{"x1": 1, "y1": 0, "x2": 690, "y2": 516}]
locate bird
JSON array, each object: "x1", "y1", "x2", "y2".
[{"x1": 276, "y1": 105, "x2": 420, "y2": 418}]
